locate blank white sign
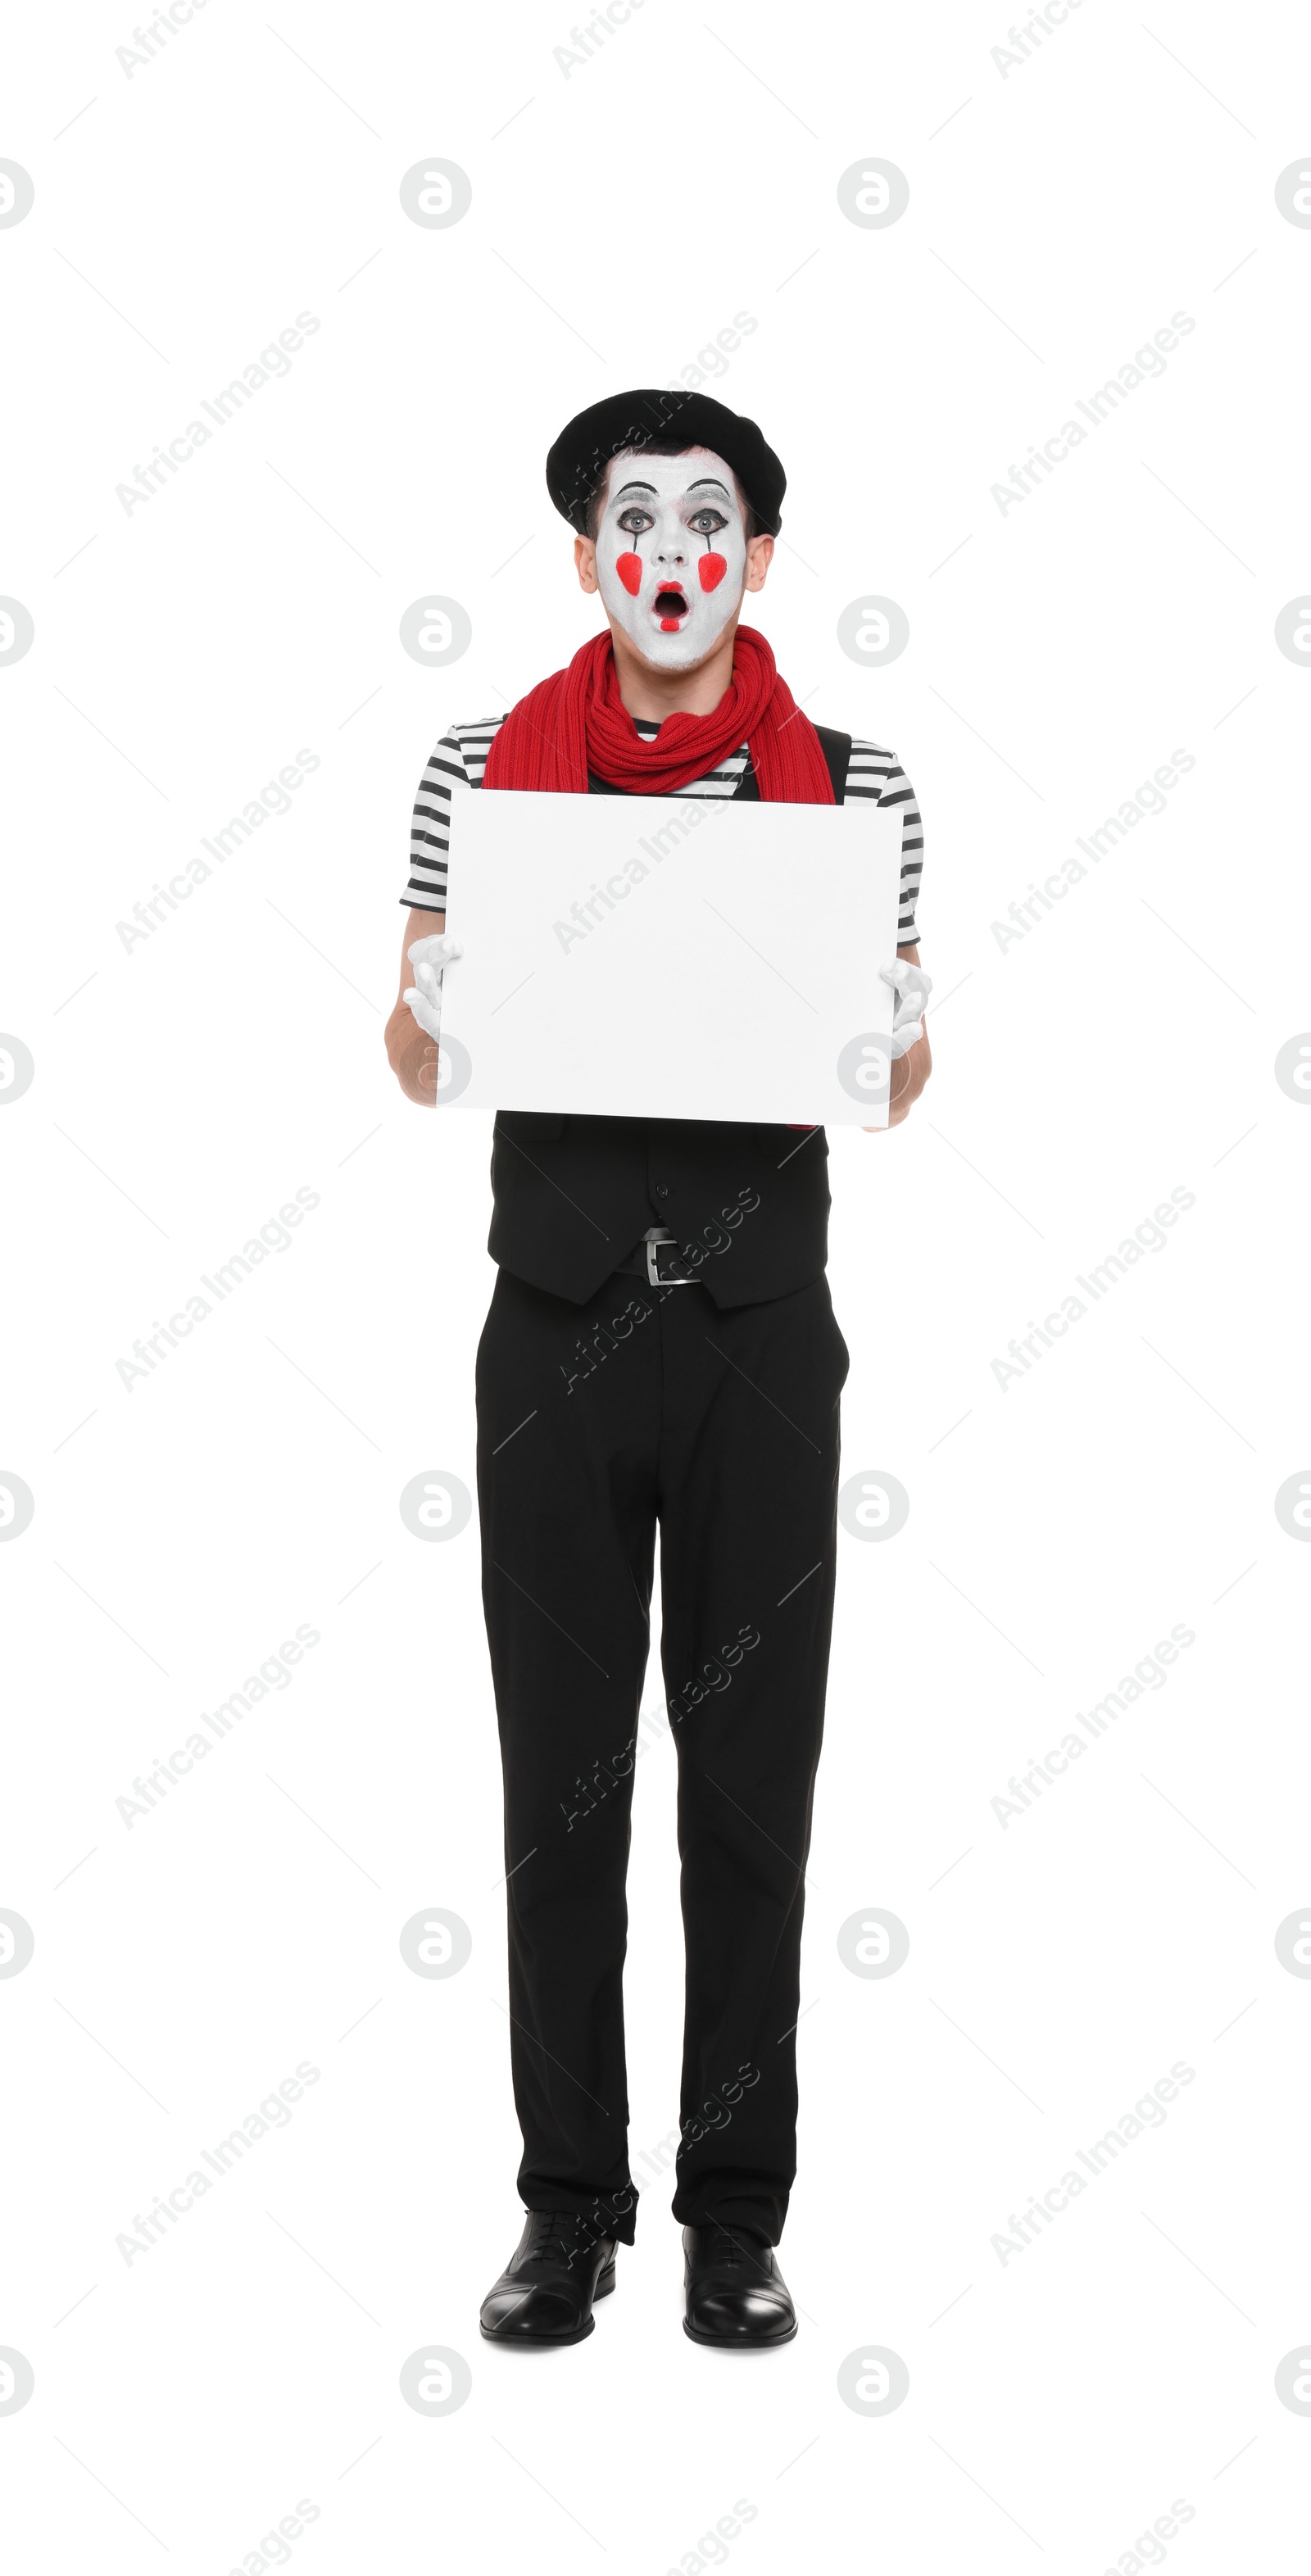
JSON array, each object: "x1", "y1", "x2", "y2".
[{"x1": 435, "y1": 787, "x2": 904, "y2": 1126}]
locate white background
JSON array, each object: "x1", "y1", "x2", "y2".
[{"x1": 2, "y1": 2, "x2": 1310, "y2": 2569}]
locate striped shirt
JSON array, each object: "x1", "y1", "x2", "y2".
[{"x1": 401, "y1": 717, "x2": 924, "y2": 944}]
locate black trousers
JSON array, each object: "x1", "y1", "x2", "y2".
[{"x1": 474, "y1": 1263, "x2": 849, "y2": 2246}]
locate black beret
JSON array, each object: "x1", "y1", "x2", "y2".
[{"x1": 546, "y1": 388, "x2": 786, "y2": 537}]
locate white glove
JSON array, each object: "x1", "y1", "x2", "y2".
[
  {"x1": 403, "y1": 933, "x2": 463, "y2": 1041},
  {"x1": 879, "y1": 959, "x2": 932, "y2": 1058}
]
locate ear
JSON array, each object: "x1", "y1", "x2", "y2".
[
  {"x1": 743, "y1": 533, "x2": 774, "y2": 594},
  {"x1": 574, "y1": 532, "x2": 598, "y2": 593}
]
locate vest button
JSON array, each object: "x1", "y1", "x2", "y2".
[{"x1": 654, "y1": 1183, "x2": 669, "y2": 1198}]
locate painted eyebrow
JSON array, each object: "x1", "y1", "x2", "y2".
[{"x1": 610, "y1": 477, "x2": 734, "y2": 502}]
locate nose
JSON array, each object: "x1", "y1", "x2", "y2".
[{"x1": 652, "y1": 506, "x2": 687, "y2": 568}]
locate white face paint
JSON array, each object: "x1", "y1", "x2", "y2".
[{"x1": 594, "y1": 447, "x2": 749, "y2": 670}]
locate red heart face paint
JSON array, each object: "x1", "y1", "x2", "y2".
[{"x1": 594, "y1": 447, "x2": 749, "y2": 671}]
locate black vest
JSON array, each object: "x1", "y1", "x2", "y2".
[{"x1": 487, "y1": 727, "x2": 851, "y2": 1311}]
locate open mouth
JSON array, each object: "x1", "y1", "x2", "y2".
[{"x1": 653, "y1": 585, "x2": 689, "y2": 629}]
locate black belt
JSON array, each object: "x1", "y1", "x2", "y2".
[{"x1": 616, "y1": 1238, "x2": 703, "y2": 1287}]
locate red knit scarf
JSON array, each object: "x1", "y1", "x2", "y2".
[{"x1": 480, "y1": 624, "x2": 834, "y2": 804}]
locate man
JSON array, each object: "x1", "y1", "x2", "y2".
[{"x1": 384, "y1": 390, "x2": 931, "y2": 2349}]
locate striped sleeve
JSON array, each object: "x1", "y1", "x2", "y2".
[
  {"x1": 843, "y1": 737, "x2": 924, "y2": 946},
  {"x1": 401, "y1": 715, "x2": 507, "y2": 912}
]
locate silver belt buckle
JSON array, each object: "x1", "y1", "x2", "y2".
[{"x1": 646, "y1": 1238, "x2": 693, "y2": 1287}]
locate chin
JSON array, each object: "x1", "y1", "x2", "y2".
[{"x1": 625, "y1": 624, "x2": 735, "y2": 676}]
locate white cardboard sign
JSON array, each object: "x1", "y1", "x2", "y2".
[{"x1": 435, "y1": 787, "x2": 904, "y2": 1126}]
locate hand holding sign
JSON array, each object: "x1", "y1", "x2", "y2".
[
  {"x1": 404, "y1": 934, "x2": 464, "y2": 1041},
  {"x1": 880, "y1": 958, "x2": 932, "y2": 1056}
]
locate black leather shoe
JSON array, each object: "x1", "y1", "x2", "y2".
[
  {"x1": 479, "y1": 2211, "x2": 617, "y2": 2345},
  {"x1": 683, "y1": 2225, "x2": 797, "y2": 2347}
]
